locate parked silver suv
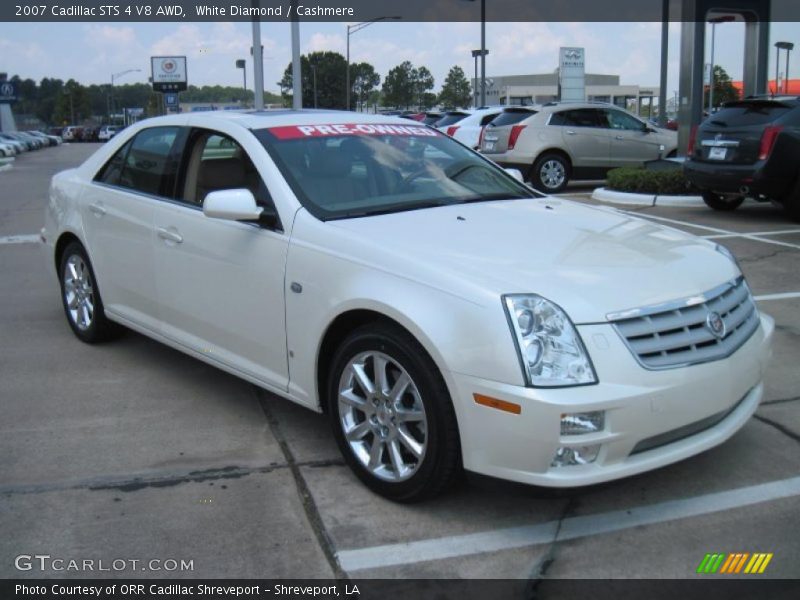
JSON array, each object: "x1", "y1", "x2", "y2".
[{"x1": 480, "y1": 102, "x2": 678, "y2": 192}]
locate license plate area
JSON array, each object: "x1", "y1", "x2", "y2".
[{"x1": 709, "y1": 147, "x2": 727, "y2": 160}]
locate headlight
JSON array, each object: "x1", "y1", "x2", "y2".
[{"x1": 503, "y1": 295, "x2": 597, "y2": 387}]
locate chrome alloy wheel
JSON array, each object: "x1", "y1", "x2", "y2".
[
  {"x1": 337, "y1": 351, "x2": 428, "y2": 482},
  {"x1": 63, "y1": 254, "x2": 95, "y2": 331},
  {"x1": 540, "y1": 159, "x2": 566, "y2": 189}
]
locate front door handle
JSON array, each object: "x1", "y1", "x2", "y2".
[
  {"x1": 157, "y1": 227, "x2": 183, "y2": 244},
  {"x1": 565, "y1": 130, "x2": 576, "y2": 135},
  {"x1": 88, "y1": 203, "x2": 106, "y2": 217},
  {"x1": 615, "y1": 135, "x2": 625, "y2": 140}
]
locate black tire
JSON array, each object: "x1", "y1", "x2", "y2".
[
  {"x1": 327, "y1": 322, "x2": 461, "y2": 502},
  {"x1": 530, "y1": 152, "x2": 571, "y2": 193},
  {"x1": 782, "y1": 177, "x2": 800, "y2": 223},
  {"x1": 702, "y1": 191, "x2": 745, "y2": 212},
  {"x1": 58, "y1": 241, "x2": 121, "y2": 343}
]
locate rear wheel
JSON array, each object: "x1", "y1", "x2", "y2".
[
  {"x1": 58, "y1": 242, "x2": 120, "y2": 343},
  {"x1": 328, "y1": 323, "x2": 461, "y2": 502},
  {"x1": 531, "y1": 153, "x2": 570, "y2": 193},
  {"x1": 701, "y1": 191, "x2": 745, "y2": 212}
]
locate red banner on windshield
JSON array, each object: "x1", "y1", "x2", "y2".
[{"x1": 268, "y1": 123, "x2": 440, "y2": 140}]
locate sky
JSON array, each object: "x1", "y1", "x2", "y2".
[{"x1": 1, "y1": 21, "x2": 798, "y2": 96}]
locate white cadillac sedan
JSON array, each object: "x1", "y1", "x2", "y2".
[{"x1": 42, "y1": 110, "x2": 774, "y2": 502}]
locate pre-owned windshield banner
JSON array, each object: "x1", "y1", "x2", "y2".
[
  {"x1": 268, "y1": 124, "x2": 441, "y2": 139},
  {"x1": 4, "y1": 0, "x2": 799, "y2": 22}
]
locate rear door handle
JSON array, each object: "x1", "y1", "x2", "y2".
[
  {"x1": 88, "y1": 203, "x2": 106, "y2": 217},
  {"x1": 615, "y1": 135, "x2": 625, "y2": 140},
  {"x1": 157, "y1": 227, "x2": 183, "y2": 244},
  {"x1": 565, "y1": 130, "x2": 576, "y2": 135}
]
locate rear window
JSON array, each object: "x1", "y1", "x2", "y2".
[
  {"x1": 710, "y1": 103, "x2": 792, "y2": 127},
  {"x1": 435, "y1": 113, "x2": 470, "y2": 127},
  {"x1": 421, "y1": 114, "x2": 443, "y2": 126},
  {"x1": 489, "y1": 110, "x2": 536, "y2": 127}
]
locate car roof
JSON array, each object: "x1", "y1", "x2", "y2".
[{"x1": 154, "y1": 109, "x2": 444, "y2": 131}]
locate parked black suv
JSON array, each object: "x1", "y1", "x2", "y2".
[{"x1": 684, "y1": 96, "x2": 800, "y2": 220}]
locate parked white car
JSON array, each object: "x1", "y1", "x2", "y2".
[
  {"x1": 98, "y1": 125, "x2": 118, "y2": 142},
  {"x1": 443, "y1": 107, "x2": 504, "y2": 149},
  {"x1": 43, "y1": 111, "x2": 773, "y2": 501},
  {"x1": 0, "y1": 141, "x2": 17, "y2": 157}
]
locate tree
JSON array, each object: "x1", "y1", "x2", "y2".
[
  {"x1": 350, "y1": 62, "x2": 380, "y2": 112},
  {"x1": 279, "y1": 51, "x2": 348, "y2": 109},
  {"x1": 438, "y1": 66, "x2": 472, "y2": 109},
  {"x1": 53, "y1": 79, "x2": 90, "y2": 125},
  {"x1": 382, "y1": 61, "x2": 414, "y2": 108},
  {"x1": 410, "y1": 66, "x2": 435, "y2": 109},
  {"x1": 705, "y1": 65, "x2": 740, "y2": 109}
]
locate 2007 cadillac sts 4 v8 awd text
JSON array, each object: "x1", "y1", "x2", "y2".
[{"x1": 42, "y1": 110, "x2": 773, "y2": 501}]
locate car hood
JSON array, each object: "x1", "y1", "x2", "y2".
[{"x1": 325, "y1": 197, "x2": 738, "y2": 323}]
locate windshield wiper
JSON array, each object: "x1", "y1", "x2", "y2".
[
  {"x1": 452, "y1": 193, "x2": 527, "y2": 205},
  {"x1": 327, "y1": 199, "x2": 455, "y2": 220}
]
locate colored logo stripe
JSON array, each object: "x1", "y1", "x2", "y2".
[{"x1": 697, "y1": 552, "x2": 773, "y2": 574}]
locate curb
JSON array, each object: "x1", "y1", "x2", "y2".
[{"x1": 591, "y1": 187, "x2": 704, "y2": 207}]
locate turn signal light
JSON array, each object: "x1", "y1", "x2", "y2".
[{"x1": 473, "y1": 393, "x2": 521, "y2": 415}]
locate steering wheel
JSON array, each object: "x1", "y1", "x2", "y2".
[{"x1": 398, "y1": 166, "x2": 431, "y2": 190}]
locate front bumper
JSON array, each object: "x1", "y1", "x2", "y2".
[{"x1": 447, "y1": 313, "x2": 774, "y2": 487}]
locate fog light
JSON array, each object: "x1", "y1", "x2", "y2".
[
  {"x1": 551, "y1": 444, "x2": 601, "y2": 467},
  {"x1": 560, "y1": 411, "x2": 605, "y2": 436}
]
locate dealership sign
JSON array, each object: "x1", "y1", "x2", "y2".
[
  {"x1": 151, "y1": 56, "x2": 187, "y2": 92},
  {"x1": 559, "y1": 47, "x2": 585, "y2": 103},
  {"x1": 0, "y1": 80, "x2": 17, "y2": 104}
]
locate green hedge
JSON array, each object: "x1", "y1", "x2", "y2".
[{"x1": 606, "y1": 167, "x2": 693, "y2": 196}]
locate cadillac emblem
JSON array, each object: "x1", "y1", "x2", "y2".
[{"x1": 705, "y1": 311, "x2": 726, "y2": 339}]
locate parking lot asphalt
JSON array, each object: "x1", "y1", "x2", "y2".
[{"x1": 1, "y1": 144, "x2": 799, "y2": 582}]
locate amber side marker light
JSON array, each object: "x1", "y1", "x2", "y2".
[{"x1": 473, "y1": 393, "x2": 521, "y2": 415}]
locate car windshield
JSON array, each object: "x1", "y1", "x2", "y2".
[{"x1": 255, "y1": 123, "x2": 535, "y2": 220}]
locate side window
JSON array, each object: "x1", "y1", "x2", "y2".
[
  {"x1": 182, "y1": 130, "x2": 277, "y2": 218},
  {"x1": 605, "y1": 110, "x2": 646, "y2": 131},
  {"x1": 118, "y1": 127, "x2": 181, "y2": 197},
  {"x1": 95, "y1": 140, "x2": 133, "y2": 186},
  {"x1": 555, "y1": 109, "x2": 603, "y2": 128}
]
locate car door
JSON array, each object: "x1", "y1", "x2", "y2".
[
  {"x1": 151, "y1": 128, "x2": 290, "y2": 391},
  {"x1": 603, "y1": 108, "x2": 665, "y2": 167},
  {"x1": 81, "y1": 126, "x2": 184, "y2": 332},
  {"x1": 553, "y1": 109, "x2": 611, "y2": 170}
]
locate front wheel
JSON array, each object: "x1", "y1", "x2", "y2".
[
  {"x1": 328, "y1": 323, "x2": 461, "y2": 502},
  {"x1": 702, "y1": 191, "x2": 745, "y2": 211},
  {"x1": 531, "y1": 153, "x2": 570, "y2": 193},
  {"x1": 58, "y1": 242, "x2": 120, "y2": 343}
]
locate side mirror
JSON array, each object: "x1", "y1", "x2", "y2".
[
  {"x1": 203, "y1": 189, "x2": 263, "y2": 222},
  {"x1": 504, "y1": 167, "x2": 525, "y2": 182}
]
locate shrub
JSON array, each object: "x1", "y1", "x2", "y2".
[{"x1": 606, "y1": 167, "x2": 693, "y2": 196}]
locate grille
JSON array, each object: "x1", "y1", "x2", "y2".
[{"x1": 609, "y1": 278, "x2": 759, "y2": 369}]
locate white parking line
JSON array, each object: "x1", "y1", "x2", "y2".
[
  {"x1": 621, "y1": 211, "x2": 800, "y2": 250},
  {"x1": 0, "y1": 234, "x2": 40, "y2": 245},
  {"x1": 705, "y1": 228, "x2": 800, "y2": 240},
  {"x1": 754, "y1": 292, "x2": 800, "y2": 302},
  {"x1": 336, "y1": 475, "x2": 800, "y2": 572}
]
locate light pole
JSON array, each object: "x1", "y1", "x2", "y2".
[
  {"x1": 470, "y1": 49, "x2": 488, "y2": 108},
  {"x1": 311, "y1": 63, "x2": 318, "y2": 109},
  {"x1": 464, "y1": 0, "x2": 487, "y2": 107},
  {"x1": 707, "y1": 16, "x2": 734, "y2": 113},
  {"x1": 776, "y1": 42, "x2": 794, "y2": 95},
  {"x1": 109, "y1": 68, "x2": 141, "y2": 125},
  {"x1": 346, "y1": 16, "x2": 401, "y2": 111}
]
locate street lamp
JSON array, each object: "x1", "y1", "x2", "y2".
[
  {"x1": 471, "y1": 49, "x2": 489, "y2": 108},
  {"x1": 346, "y1": 16, "x2": 401, "y2": 111},
  {"x1": 109, "y1": 68, "x2": 141, "y2": 125},
  {"x1": 775, "y1": 41, "x2": 794, "y2": 95},
  {"x1": 707, "y1": 16, "x2": 735, "y2": 112},
  {"x1": 236, "y1": 59, "x2": 247, "y2": 97}
]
